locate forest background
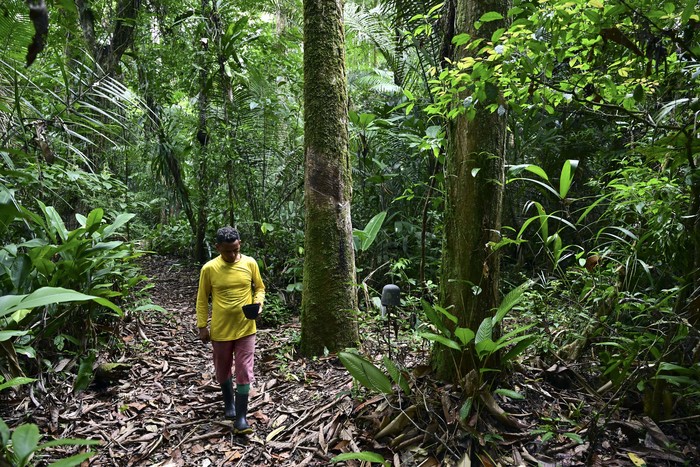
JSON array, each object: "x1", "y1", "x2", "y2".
[{"x1": 1, "y1": 0, "x2": 700, "y2": 465}]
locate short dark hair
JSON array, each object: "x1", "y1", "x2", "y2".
[{"x1": 216, "y1": 226, "x2": 240, "y2": 244}]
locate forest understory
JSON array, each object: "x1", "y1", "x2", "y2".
[{"x1": 1, "y1": 255, "x2": 699, "y2": 466}]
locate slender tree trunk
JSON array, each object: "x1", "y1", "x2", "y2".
[
  {"x1": 300, "y1": 0, "x2": 359, "y2": 355},
  {"x1": 209, "y1": 0, "x2": 237, "y2": 230},
  {"x1": 432, "y1": 0, "x2": 508, "y2": 382},
  {"x1": 74, "y1": 0, "x2": 140, "y2": 76},
  {"x1": 195, "y1": 0, "x2": 211, "y2": 264}
]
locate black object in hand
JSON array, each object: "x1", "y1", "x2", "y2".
[{"x1": 242, "y1": 303, "x2": 260, "y2": 320}]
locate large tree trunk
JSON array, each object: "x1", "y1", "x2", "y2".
[
  {"x1": 300, "y1": 0, "x2": 359, "y2": 355},
  {"x1": 432, "y1": 0, "x2": 508, "y2": 382}
]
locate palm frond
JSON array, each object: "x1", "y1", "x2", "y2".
[
  {"x1": 0, "y1": 50, "x2": 145, "y2": 169},
  {"x1": 0, "y1": 0, "x2": 35, "y2": 65}
]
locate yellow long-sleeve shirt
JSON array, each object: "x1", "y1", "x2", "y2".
[{"x1": 196, "y1": 254, "x2": 266, "y2": 341}]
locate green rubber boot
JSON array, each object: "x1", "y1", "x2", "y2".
[{"x1": 220, "y1": 378, "x2": 235, "y2": 419}]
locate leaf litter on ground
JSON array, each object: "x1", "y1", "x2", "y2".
[{"x1": 0, "y1": 254, "x2": 698, "y2": 466}]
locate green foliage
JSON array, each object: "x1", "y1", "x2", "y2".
[
  {"x1": 145, "y1": 220, "x2": 194, "y2": 258},
  {"x1": 72, "y1": 351, "x2": 96, "y2": 394},
  {"x1": 331, "y1": 450, "x2": 389, "y2": 465},
  {"x1": 420, "y1": 280, "x2": 535, "y2": 368},
  {"x1": 353, "y1": 211, "x2": 387, "y2": 252},
  {"x1": 0, "y1": 287, "x2": 121, "y2": 321},
  {"x1": 257, "y1": 295, "x2": 294, "y2": 329},
  {"x1": 595, "y1": 160, "x2": 690, "y2": 288},
  {"x1": 338, "y1": 350, "x2": 394, "y2": 395},
  {"x1": 0, "y1": 377, "x2": 36, "y2": 392},
  {"x1": 0, "y1": 198, "x2": 145, "y2": 381},
  {"x1": 0, "y1": 418, "x2": 99, "y2": 466}
]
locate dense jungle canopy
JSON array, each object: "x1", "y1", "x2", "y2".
[{"x1": 1, "y1": 0, "x2": 700, "y2": 465}]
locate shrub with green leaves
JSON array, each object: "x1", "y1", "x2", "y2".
[
  {"x1": 1, "y1": 195, "x2": 143, "y2": 378},
  {"x1": 0, "y1": 418, "x2": 99, "y2": 467}
]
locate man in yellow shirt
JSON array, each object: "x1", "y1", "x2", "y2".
[{"x1": 196, "y1": 226, "x2": 265, "y2": 434}]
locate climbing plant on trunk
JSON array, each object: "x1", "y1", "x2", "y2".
[{"x1": 431, "y1": 0, "x2": 509, "y2": 383}]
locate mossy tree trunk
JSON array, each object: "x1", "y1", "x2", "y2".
[
  {"x1": 432, "y1": 0, "x2": 509, "y2": 382},
  {"x1": 300, "y1": 0, "x2": 359, "y2": 355}
]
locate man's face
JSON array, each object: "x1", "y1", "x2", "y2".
[{"x1": 216, "y1": 240, "x2": 241, "y2": 263}]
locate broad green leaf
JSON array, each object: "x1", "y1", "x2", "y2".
[
  {"x1": 338, "y1": 351, "x2": 393, "y2": 394},
  {"x1": 508, "y1": 177, "x2": 560, "y2": 198},
  {"x1": 563, "y1": 432, "x2": 584, "y2": 444},
  {"x1": 507, "y1": 164, "x2": 549, "y2": 181},
  {"x1": 492, "y1": 280, "x2": 532, "y2": 325},
  {"x1": 0, "y1": 418, "x2": 9, "y2": 446},
  {"x1": 85, "y1": 208, "x2": 104, "y2": 233},
  {"x1": 0, "y1": 377, "x2": 36, "y2": 392},
  {"x1": 12, "y1": 423, "x2": 40, "y2": 466},
  {"x1": 494, "y1": 333, "x2": 536, "y2": 353},
  {"x1": 101, "y1": 213, "x2": 135, "y2": 239},
  {"x1": 433, "y1": 303, "x2": 458, "y2": 324},
  {"x1": 480, "y1": 12, "x2": 504, "y2": 22},
  {"x1": 459, "y1": 397, "x2": 473, "y2": 420},
  {"x1": 681, "y1": 0, "x2": 697, "y2": 23},
  {"x1": 0, "y1": 330, "x2": 28, "y2": 341},
  {"x1": 453, "y1": 33, "x2": 471, "y2": 46},
  {"x1": 0, "y1": 287, "x2": 122, "y2": 319},
  {"x1": 75, "y1": 213, "x2": 87, "y2": 228},
  {"x1": 475, "y1": 317, "x2": 493, "y2": 344},
  {"x1": 420, "y1": 332, "x2": 461, "y2": 350},
  {"x1": 494, "y1": 388, "x2": 525, "y2": 399},
  {"x1": 421, "y1": 300, "x2": 450, "y2": 335},
  {"x1": 475, "y1": 338, "x2": 497, "y2": 358},
  {"x1": 501, "y1": 335, "x2": 537, "y2": 363},
  {"x1": 331, "y1": 451, "x2": 387, "y2": 464},
  {"x1": 559, "y1": 159, "x2": 578, "y2": 199},
  {"x1": 383, "y1": 357, "x2": 410, "y2": 395},
  {"x1": 38, "y1": 202, "x2": 69, "y2": 242},
  {"x1": 47, "y1": 452, "x2": 96, "y2": 467},
  {"x1": 73, "y1": 352, "x2": 96, "y2": 393},
  {"x1": 518, "y1": 201, "x2": 550, "y2": 241},
  {"x1": 657, "y1": 363, "x2": 693, "y2": 374},
  {"x1": 497, "y1": 324, "x2": 536, "y2": 344},
  {"x1": 86, "y1": 241, "x2": 124, "y2": 252},
  {"x1": 651, "y1": 375, "x2": 698, "y2": 387},
  {"x1": 360, "y1": 211, "x2": 387, "y2": 251},
  {"x1": 454, "y1": 327, "x2": 475, "y2": 346}
]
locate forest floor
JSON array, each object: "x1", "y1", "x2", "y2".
[{"x1": 2, "y1": 255, "x2": 699, "y2": 466}]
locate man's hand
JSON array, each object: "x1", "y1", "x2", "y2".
[{"x1": 198, "y1": 327, "x2": 210, "y2": 343}]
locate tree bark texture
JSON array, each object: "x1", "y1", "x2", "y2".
[
  {"x1": 195, "y1": 0, "x2": 210, "y2": 265},
  {"x1": 432, "y1": 0, "x2": 508, "y2": 382},
  {"x1": 74, "y1": 0, "x2": 141, "y2": 75},
  {"x1": 300, "y1": 0, "x2": 359, "y2": 355}
]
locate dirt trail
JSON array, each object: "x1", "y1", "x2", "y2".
[
  {"x1": 3, "y1": 255, "x2": 699, "y2": 466},
  {"x1": 5, "y1": 256, "x2": 358, "y2": 466}
]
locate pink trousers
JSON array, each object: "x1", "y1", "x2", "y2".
[{"x1": 211, "y1": 334, "x2": 256, "y2": 385}]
